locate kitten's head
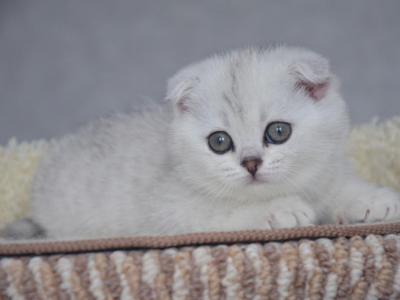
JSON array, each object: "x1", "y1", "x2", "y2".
[{"x1": 166, "y1": 46, "x2": 350, "y2": 201}]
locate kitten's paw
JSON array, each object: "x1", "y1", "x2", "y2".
[
  {"x1": 341, "y1": 188, "x2": 400, "y2": 224},
  {"x1": 266, "y1": 200, "x2": 316, "y2": 229}
]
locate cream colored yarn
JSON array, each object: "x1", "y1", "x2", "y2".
[
  {"x1": 349, "y1": 117, "x2": 400, "y2": 192},
  {"x1": 0, "y1": 138, "x2": 48, "y2": 228},
  {"x1": 0, "y1": 117, "x2": 400, "y2": 230}
]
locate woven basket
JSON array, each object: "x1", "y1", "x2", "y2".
[{"x1": 1, "y1": 223, "x2": 400, "y2": 299}]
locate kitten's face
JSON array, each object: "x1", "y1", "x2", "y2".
[{"x1": 169, "y1": 47, "x2": 349, "y2": 200}]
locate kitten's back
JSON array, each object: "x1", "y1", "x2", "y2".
[{"x1": 29, "y1": 105, "x2": 172, "y2": 238}]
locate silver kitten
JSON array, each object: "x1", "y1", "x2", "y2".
[{"x1": 4, "y1": 46, "x2": 400, "y2": 239}]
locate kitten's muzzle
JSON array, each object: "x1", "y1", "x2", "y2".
[{"x1": 241, "y1": 157, "x2": 263, "y2": 177}]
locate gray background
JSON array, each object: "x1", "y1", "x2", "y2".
[{"x1": 0, "y1": 0, "x2": 399, "y2": 143}]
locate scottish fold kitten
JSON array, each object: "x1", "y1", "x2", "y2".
[{"x1": 3, "y1": 46, "x2": 400, "y2": 239}]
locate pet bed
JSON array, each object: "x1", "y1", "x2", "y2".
[{"x1": 1, "y1": 117, "x2": 400, "y2": 299}]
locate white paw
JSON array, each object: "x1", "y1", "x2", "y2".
[
  {"x1": 342, "y1": 188, "x2": 400, "y2": 224},
  {"x1": 266, "y1": 201, "x2": 316, "y2": 229}
]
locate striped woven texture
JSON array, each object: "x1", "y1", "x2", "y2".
[{"x1": 1, "y1": 234, "x2": 400, "y2": 299}]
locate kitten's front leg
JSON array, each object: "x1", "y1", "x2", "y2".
[
  {"x1": 334, "y1": 178, "x2": 400, "y2": 224},
  {"x1": 264, "y1": 196, "x2": 316, "y2": 228},
  {"x1": 209, "y1": 196, "x2": 316, "y2": 232}
]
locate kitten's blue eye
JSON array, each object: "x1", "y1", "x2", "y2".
[
  {"x1": 265, "y1": 122, "x2": 292, "y2": 144},
  {"x1": 208, "y1": 131, "x2": 233, "y2": 154}
]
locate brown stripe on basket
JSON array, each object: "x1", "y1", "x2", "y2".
[
  {"x1": 312, "y1": 241, "x2": 330, "y2": 299},
  {"x1": 349, "y1": 236, "x2": 370, "y2": 300},
  {"x1": 245, "y1": 243, "x2": 271, "y2": 300},
  {"x1": 280, "y1": 242, "x2": 298, "y2": 299},
  {"x1": 377, "y1": 237, "x2": 397, "y2": 298},
  {"x1": 210, "y1": 246, "x2": 227, "y2": 300},
  {"x1": 37, "y1": 257, "x2": 65, "y2": 300},
  {"x1": 0, "y1": 261, "x2": 8, "y2": 299},
  {"x1": 47, "y1": 256, "x2": 69, "y2": 300},
  {"x1": 159, "y1": 249, "x2": 176, "y2": 298},
  {"x1": 72, "y1": 255, "x2": 95, "y2": 300},
  {"x1": 334, "y1": 237, "x2": 351, "y2": 299}
]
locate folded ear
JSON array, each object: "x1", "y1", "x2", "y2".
[
  {"x1": 289, "y1": 54, "x2": 331, "y2": 101},
  {"x1": 165, "y1": 70, "x2": 200, "y2": 113}
]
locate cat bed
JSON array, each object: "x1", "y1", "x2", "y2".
[{"x1": 1, "y1": 117, "x2": 400, "y2": 299}]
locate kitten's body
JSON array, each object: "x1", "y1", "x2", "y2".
[{"x1": 4, "y1": 46, "x2": 400, "y2": 239}]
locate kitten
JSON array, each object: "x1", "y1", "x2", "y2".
[{"x1": 3, "y1": 46, "x2": 400, "y2": 239}]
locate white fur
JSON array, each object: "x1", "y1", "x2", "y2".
[{"x1": 25, "y1": 46, "x2": 400, "y2": 238}]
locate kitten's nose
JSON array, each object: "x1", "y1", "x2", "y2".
[{"x1": 241, "y1": 157, "x2": 263, "y2": 177}]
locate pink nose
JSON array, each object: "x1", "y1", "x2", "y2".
[{"x1": 241, "y1": 157, "x2": 263, "y2": 176}]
